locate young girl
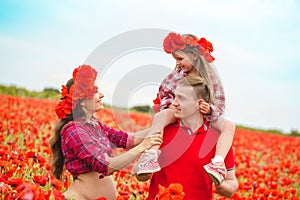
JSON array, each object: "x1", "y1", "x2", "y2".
[
  {"x1": 135, "y1": 33, "x2": 236, "y2": 185},
  {"x1": 50, "y1": 65, "x2": 164, "y2": 200}
]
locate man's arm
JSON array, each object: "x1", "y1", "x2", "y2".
[{"x1": 215, "y1": 170, "x2": 239, "y2": 197}]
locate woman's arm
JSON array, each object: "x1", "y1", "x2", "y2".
[{"x1": 107, "y1": 132, "x2": 162, "y2": 174}]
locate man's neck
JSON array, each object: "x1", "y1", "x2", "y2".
[{"x1": 181, "y1": 113, "x2": 204, "y2": 132}]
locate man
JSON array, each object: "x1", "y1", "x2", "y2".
[{"x1": 148, "y1": 76, "x2": 238, "y2": 199}]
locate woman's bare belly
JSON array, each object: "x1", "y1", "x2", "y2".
[{"x1": 64, "y1": 171, "x2": 117, "y2": 200}]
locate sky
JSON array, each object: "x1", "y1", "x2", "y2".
[{"x1": 1, "y1": 0, "x2": 300, "y2": 133}]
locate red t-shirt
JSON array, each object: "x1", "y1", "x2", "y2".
[{"x1": 148, "y1": 120, "x2": 235, "y2": 200}]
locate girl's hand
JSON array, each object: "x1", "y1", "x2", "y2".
[{"x1": 198, "y1": 99, "x2": 211, "y2": 114}]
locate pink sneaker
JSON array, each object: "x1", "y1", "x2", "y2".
[
  {"x1": 134, "y1": 150, "x2": 161, "y2": 176},
  {"x1": 203, "y1": 162, "x2": 225, "y2": 185}
]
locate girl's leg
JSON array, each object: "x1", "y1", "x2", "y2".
[
  {"x1": 134, "y1": 109, "x2": 176, "y2": 181},
  {"x1": 204, "y1": 118, "x2": 236, "y2": 185}
]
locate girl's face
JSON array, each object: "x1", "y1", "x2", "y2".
[
  {"x1": 81, "y1": 90, "x2": 104, "y2": 114},
  {"x1": 172, "y1": 50, "x2": 198, "y2": 75}
]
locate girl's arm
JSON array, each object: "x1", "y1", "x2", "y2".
[{"x1": 132, "y1": 109, "x2": 176, "y2": 146}]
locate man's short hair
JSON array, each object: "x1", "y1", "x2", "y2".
[{"x1": 177, "y1": 76, "x2": 212, "y2": 103}]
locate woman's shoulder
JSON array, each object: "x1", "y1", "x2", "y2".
[{"x1": 61, "y1": 120, "x2": 86, "y2": 136}]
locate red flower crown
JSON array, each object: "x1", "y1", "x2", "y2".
[
  {"x1": 55, "y1": 65, "x2": 98, "y2": 119},
  {"x1": 163, "y1": 32, "x2": 215, "y2": 63}
]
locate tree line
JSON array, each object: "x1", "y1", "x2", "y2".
[{"x1": 0, "y1": 84, "x2": 60, "y2": 99}]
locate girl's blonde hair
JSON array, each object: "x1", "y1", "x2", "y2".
[{"x1": 178, "y1": 34, "x2": 220, "y2": 105}]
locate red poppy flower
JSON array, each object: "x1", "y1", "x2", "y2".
[
  {"x1": 163, "y1": 34, "x2": 175, "y2": 53},
  {"x1": 55, "y1": 102, "x2": 66, "y2": 119},
  {"x1": 155, "y1": 184, "x2": 169, "y2": 200},
  {"x1": 163, "y1": 33, "x2": 215, "y2": 63},
  {"x1": 171, "y1": 34, "x2": 186, "y2": 51},
  {"x1": 61, "y1": 85, "x2": 69, "y2": 99},
  {"x1": 55, "y1": 65, "x2": 98, "y2": 119},
  {"x1": 204, "y1": 53, "x2": 215, "y2": 63},
  {"x1": 7, "y1": 178, "x2": 23, "y2": 188},
  {"x1": 184, "y1": 35, "x2": 198, "y2": 48},
  {"x1": 163, "y1": 33, "x2": 185, "y2": 53},
  {"x1": 155, "y1": 183, "x2": 185, "y2": 200},
  {"x1": 197, "y1": 38, "x2": 208, "y2": 54},
  {"x1": 206, "y1": 41, "x2": 213, "y2": 53},
  {"x1": 33, "y1": 175, "x2": 48, "y2": 186}
]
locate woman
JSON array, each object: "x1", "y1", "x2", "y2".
[{"x1": 50, "y1": 65, "x2": 163, "y2": 200}]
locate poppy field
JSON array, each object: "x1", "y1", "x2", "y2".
[{"x1": 0, "y1": 94, "x2": 299, "y2": 199}]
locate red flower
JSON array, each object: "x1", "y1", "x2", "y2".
[
  {"x1": 55, "y1": 64, "x2": 98, "y2": 119},
  {"x1": 204, "y1": 53, "x2": 215, "y2": 63},
  {"x1": 7, "y1": 178, "x2": 23, "y2": 188},
  {"x1": 163, "y1": 32, "x2": 215, "y2": 63},
  {"x1": 155, "y1": 184, "x2": 169, "y2": 200},
  {"x1": 61, "y1": 85, "x2": 69, "y2": 99},
  {"x1": 163, "y1": 33, "x2": 185, "y2": 53},
  {"x1": 184, "y1": 35, "x2": 198, "y2": 48},
  {"x1": 55, "y1": 102, "x2": 66, "y2": 119},
  {"x1": 33, "y1": 175, "x2": 48, "y2": 187},
  {"x1": 55, "y1": 97, "x2": 72, "y2": 119},
  {"x1": 206, "y1": 41, "x2": 213, "y2": 53},
  {"x1": 198, "y1": 38, "x2": 215, "y2": 62},
  {"x1": 197, "y1": 38, "x2": 209, "y2": 54},
  {"x1": 155, "y1": 183, "x2": 185, "y2": 200}
]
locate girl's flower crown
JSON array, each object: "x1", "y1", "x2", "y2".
[
  {"x1": 55, "y1": 65, "x2": 98, "y2": 119},
  {"x1": 163, "y1": 32, "x2": 215, "y2": 63}
]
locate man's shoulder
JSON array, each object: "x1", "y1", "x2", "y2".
[{"x1": 206, "y1": 126, "x2": 221, "y2": 135}]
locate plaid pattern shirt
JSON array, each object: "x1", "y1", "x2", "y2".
[
  {"x1": 159, "y1": 69, "x2": 187, "y2": 110},
  {"x1": 61, "y1": 117, "x2": 134, "y2": 179},
  {"x1": 158, "y1": 68, "x2": 225, "y2": 122}
]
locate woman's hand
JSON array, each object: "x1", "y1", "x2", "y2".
[{"x1": 138, "y1": 131, "x2": 163, "y2": 153}]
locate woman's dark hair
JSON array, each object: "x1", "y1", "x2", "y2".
[{"x1": 50, "y1": 78, "x2": 85, "y2": 180}]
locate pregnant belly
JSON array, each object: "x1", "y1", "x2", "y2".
[{"x1": 64, "y1": 171, "x2": 117, "y2": 200}]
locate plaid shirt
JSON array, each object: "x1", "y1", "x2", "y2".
[
  {"x1": 158, "y1": 68, "x2": 225, "y2": 122},
  {"x1": 61, "y1": 117, "x2": 134, "y2": 179},
  {"x1": 159, "y1": 69, "x2": 187, "y2": 110}
]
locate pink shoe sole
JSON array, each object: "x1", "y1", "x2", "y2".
[{"x1": 203, "y1": 164, "x2": 224, "y2": 185}]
